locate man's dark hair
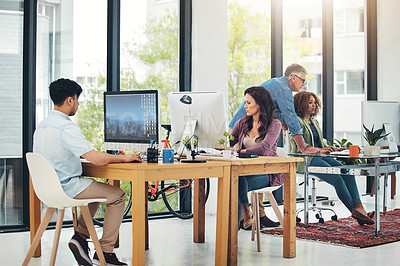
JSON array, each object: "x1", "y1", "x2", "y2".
[{"x1": 49, "y1": 78, "x2": 82, "y2": 106}]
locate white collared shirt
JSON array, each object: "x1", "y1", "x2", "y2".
[{"x1": 33, "y1": 110, "x2": 94, "y2": 198}]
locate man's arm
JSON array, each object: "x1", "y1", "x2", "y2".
[{"x1": 82, "y1": 150, "x2": 142, "y2": 165}]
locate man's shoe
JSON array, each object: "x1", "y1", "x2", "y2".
[
  {"x1": 239, "y1": 220, "x2": 252, "y2": 231},
  {"x1": 260, "y1": 215, "x2": 280, "y2": 228},
  {"x1": 93, "y1": 252, "x2": 127, "y2": 266},
  {"x1": 68, "y1": 233, "x2": 92, "y2": 266}
]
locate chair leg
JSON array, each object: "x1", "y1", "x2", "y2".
[
  {"x1": 22, "y1": 207, "x2": 56, "y2": 266},
  {"x1": 72, "y1": 206, "x2": 78, "y2": 232},
  {"x1": 266, "y1": 193, "x2": 284, "y2": 226},
  {"x1": 50, "y1": 209, "x2": 65, "y2": 266},
  {"x1": 255, "y1": 193, "x2": 261, "y2": 252},
  {"x1": 81, "y1": 206, "x2": 106, "y2": 266},
  {"x1": 251, "y1": 192, "x2": 256, "y2": 241},
  {"x1": 391, "y1": 172, "x2": 396, "y2": 199}
]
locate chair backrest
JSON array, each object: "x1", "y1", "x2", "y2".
[
  {"x1": 26, "y1": 152, "x2": 77, "y2": 208},
  {"x1": 276, "y1": 147, "x2": 288, "y2": 157}
]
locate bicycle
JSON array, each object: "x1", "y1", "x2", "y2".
[{"x1": 93, "y1": 178, "x2": 211, "y2": 226}]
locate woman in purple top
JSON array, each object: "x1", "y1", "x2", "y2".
[{"x1": 230, "y1": 86, "x2": 282, "y2": 229}]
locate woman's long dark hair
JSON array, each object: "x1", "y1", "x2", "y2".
[{"x1": 242, "y1": 86, "x2": 275, "y2": 141}]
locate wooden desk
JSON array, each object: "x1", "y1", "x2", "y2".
[
  {"x1": 202, "y1": 156, "x2": 303, "y2": 265},
  {"x1": 29, "y1": 161, "x2": 231, "y2": 265}
]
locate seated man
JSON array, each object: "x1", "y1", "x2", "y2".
[{"x1": 33, "y1": 78, "x2": 142, "y2": 266}]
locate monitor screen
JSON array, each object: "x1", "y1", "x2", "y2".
[
  {"x1": 361, "y1": 100, "x2": 400, "y2": 146},
  {"x1": 168, "y1": 91, "x2": 228, "y2": 149},
  {"x1": 104, "y1": 90, "x2": 159, "y2": 148}
]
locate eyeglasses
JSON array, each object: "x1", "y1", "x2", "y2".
[{"x1": 294, "y1": 74, "x2": 306, "y2": 85}]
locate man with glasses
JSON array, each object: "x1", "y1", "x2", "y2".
[{"x1": 229, "y1": 63, "x2": 319, "y2": 229}]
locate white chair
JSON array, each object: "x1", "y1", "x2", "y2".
[
  {"x1": 23, "y1": 153, "x2": 107, "y2": 266},
  {"x1": 249, "y1": 147, "x2": 286, "y2": 252},
  {"x1": 250, "y1": 185, "x2": 283, "y2": 252}
]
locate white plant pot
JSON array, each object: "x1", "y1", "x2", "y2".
[
  {"x1": 222, "y1": 150, "x2": 231, "y2": 159},
  {"x1": 364, "y1": 145, "x2": 380, "y2": 156},
  {"x1": 185, "y1": 150, "x2": 192, "y2": 159}
]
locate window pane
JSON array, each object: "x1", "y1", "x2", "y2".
[
  {"x1": 0, "y1": 0, "x2": 24, "y2": 226},
  {"x1": 36, "y1": 0, "x2": 107, "y2": 223},
  {"x1": 283, "y1": 0, "x2": 322, "y2": 121},
  {"x1": 121, "y1": 0, "x2": 179, "y2": 127},
  {"x1": 121, "y1": 0, "x2": 179, "y2": 216},
  {"x1": 333, "y1": 0, "x2": 366, "y2": 145},
  {"x1": 227, "y1": 0, "x2": 271, "y2": 121}
]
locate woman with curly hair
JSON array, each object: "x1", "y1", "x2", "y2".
[
  {"x1": 291, "y1": 91, "x2": 374, "y2": 225},
  {"x1": 230, "y1": 86, "x2": 282, "y2": 229}
]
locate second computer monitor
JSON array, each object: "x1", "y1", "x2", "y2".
[{"x1": 168, "y1": 91, "x2": 229, "y2": 149}]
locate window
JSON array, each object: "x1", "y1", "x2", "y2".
[
  {"x1": 333, "y1": 0, "x2": 366, "y2": 145},
  {"x1": 335, "y1": 8, "x2": 364, "y2": 35},
  {"x1": 0, "y1": 0, "x2": 24, "y2": 226},
  {"x1": 283, "y1": 0, "x2": 323, "y2": 122},
  {"x1": 227, "y1": 0, "x2": 271, "y2": 121},
  {"x1": 121, "y1": 0, "x2": 179, "y2": 126},
  {"x1": 121, "y1": 0, "x2": 179, "y2": 216}
]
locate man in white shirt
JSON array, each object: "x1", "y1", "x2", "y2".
[{"x1": 33, "y1": 78, "x2": 141, "y2": 266}]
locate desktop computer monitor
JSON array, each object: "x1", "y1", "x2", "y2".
[
  {"x1": 104, "y1": 90, "x2": 160, "y2": 152},
  {"x1": 361, "y1": 100, "x2": 400, "y2": 149},
  {"x1": 168, "y1": 91, "x2": 229, "y2": 149}
]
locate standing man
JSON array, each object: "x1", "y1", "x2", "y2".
[
  {"x1": 229, "y1": 64, "x2": 319, "y2": 229},
  {"x1": 33, "y1": 78, "x2": 142, "y2": 266}
]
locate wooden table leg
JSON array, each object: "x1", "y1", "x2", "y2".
[
  {"x1": 391, "y1": 172, "x2": 396, "y2": 199},
  {"x1": 145, "y1": 181, "x2": 149, "y2": 250},
  {"x1": 228, "y1": 165, "x2": 239, "y2": 266},
  {"x1": 29, "y1": 175, "x2": 41, "y2": 257},
  {"x1": 193, "y1": 178, "x2": 205, "y2": 243},
  {"x1": 215, "y1": 165, "x2": 231, "y2": 265},
  {"x1": 132, "y1": 170, "x2": 146, "y2": 265},
  {"x1": 283, "y1": 162, "x2": 296, "y2": 258}
]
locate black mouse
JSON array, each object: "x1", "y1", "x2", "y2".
[{"x1": 198, "y1": 150, "x2": 206, "y2": 153}]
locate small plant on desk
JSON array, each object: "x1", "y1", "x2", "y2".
[
  {"x1": 218, "y1": 132, "x2": 234, "y2": 150},
  {"x1": 363, "y1": 124, "x2": 389, "y2": 156}
]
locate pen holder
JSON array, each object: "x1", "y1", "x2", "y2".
[{"x1": 147, "y1": 148, "x2": 158, "y2": 163}]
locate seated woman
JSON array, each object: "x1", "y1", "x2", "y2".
[
  {"x1": 290, "y1": 91, "x2": 374, "y2": 225},
  {"x1": 230, "y1": 86, "x2": 282, "y2": 229}
]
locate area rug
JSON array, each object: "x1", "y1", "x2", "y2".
[{"x1": 262, "y1": 208, "x2": 400, "y2": 248}]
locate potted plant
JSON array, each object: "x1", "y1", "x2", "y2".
[
  {"x1": 182, "y1": 136, "x2": 198, "y2": 158},
  {"x1": 218, "y1": 132, "x2": 234, "y2": 158},
  {"x1": 363, "y1": 124, "x2": 389, "y2": 156}
]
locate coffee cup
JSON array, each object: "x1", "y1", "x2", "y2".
[
  {"x1": 162, "y1": 149, "x2": 175, "y2": 163},
  {"x1": 349, "y1": 145, "x2": 360, "y2": 157}
]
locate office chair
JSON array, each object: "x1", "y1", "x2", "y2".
[
  {"x1": 23, "y1": 153, "x2": 107, "y2": 266},
  {"x1": 296, "y1": 174, "x2": 337, "y2": 223},
  {"x1": 283, "y1": 132, "x2": 337, "y2": 224}
]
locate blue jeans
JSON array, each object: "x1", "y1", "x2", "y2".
[
  {"x1": 307, "y1": 157, "x2": 361, "y2": 213},
  {"x1": 238, "y1": 174, "x2": 270, "y2": 229}
]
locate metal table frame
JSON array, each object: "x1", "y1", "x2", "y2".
[{"x1": 289, "y1": 152, "x2": 400, "y2": 236}]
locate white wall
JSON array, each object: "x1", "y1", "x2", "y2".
[
  {"x1": 377, "y1": 0, "x2": 400, "y2": 101},
  {"x1": 192, "y1": 0, "x2": 228, "y2": 215},
  {"x1": 191, "y1": 0, "x2": 228, "y2": 95}
]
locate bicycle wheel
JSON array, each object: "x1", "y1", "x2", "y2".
[
  {"x1": 161, "y1": 178, "x2": 210, "y2": 219},
  {"x1": 93, "y1": 180, "x2": 132, "y2": 227}
]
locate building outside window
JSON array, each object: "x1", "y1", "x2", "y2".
[{"x1": 333, "y1": 0, "x2": 366, "y2": 145}]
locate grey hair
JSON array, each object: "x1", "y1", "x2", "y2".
[{"x1": 284, "y1": 64, "x2": 307, "y2": 78}]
